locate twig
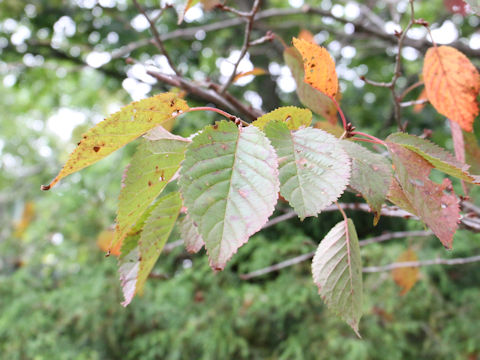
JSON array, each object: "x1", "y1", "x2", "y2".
[
  {"x1": 187, "y1": 106, "x2": 249, "y2": 126},
  {"x1": 239, "y1": 230, "x2": 434, "y2": 280},
  {"x1": 146, "y1": 70, "x2": 260, "y2": 121},
  {"x1": 132, "y1": 0, "x2": 180, "y2": 76},
  {"x1": 400, "y1": 98, "x2": 429, "y2": 107},
  {"x1": 219, "y1": 0, "x2": 261, "y2": 94},
  {"x1": 362, "y1": 255, "x2": 480, "y2": 273},
  {"x1": 112, "y1": 7, "x2": 478, "y2": 60}
]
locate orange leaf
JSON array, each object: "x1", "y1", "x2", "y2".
[
  {"x1": 392, "y1": 249, "x2": 419, "y2": 295},
  {"x1": 97, "y1": 229, "x2": 122, "y2": 256},
  {"x1": 14, "y1": 202, "x2": 35, "y2": 238},
  {"x1": 423, "y1": 45, "x2": 480, "y2": 132},
  {"x1": 298, "y1": 29, "x2": 315, "y2": 43},
  {"x1": 233, "y1": 68, "x2": 267, "y2": 82},
  {"x1": 413, "y1": 88, "x2": 428, "y2": 113},
  {"x1": 292, "y1": 37, "x2": 338, "y2": 98}
]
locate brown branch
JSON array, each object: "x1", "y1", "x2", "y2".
[
  {"x1": 112, "y1": 6, "x2": 479, "y2": 59},
  {"x1": 132, "y1": 0, "x2": 180, "y2": 76},
  {"x1": 219, "y1": 0, "x2": 262, "y2": 94},
  {"x1": 362, "y1": 255, "x2": 480, "y2": 273}
]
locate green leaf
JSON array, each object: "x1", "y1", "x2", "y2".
[
  {"x1": 114, "y1": 136, "x2": 189, "y2": 246},
  {"x1": 264, "y1": 122, "x2": 350, "y2": 220},
  {"x1": 387, "y1": 132, "x2": 480, "y2": 183},
  {"x1": 312, "y1": 219, "x2": 363, "y2": 336},
  {"x1": 284, "y1": 47, "x2": 339, "y2": 124},
  {"x1": 252, "y1": 106, "x2": 312, "y2": 131},
  {"x1": 179, "y1": 214, "x2": 204, "y2": 253},
  {"x1": 41, "y1": 93, "x2": 189, "y2": 190},
  {"x1": 118, "y1": 192, "x2": 182, "y2": 306},
  {"x1": 179, "y1": 121, "x2": 279, "y2": 270},
  {"x1": 387, "y1": 142, "x2": 460, "y2": 249},
  {"x1": 341, "y1": 141, "x2": 392, "y2": 224}
]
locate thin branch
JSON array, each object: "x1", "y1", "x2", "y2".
[
  {"x1": 112, "y1": 7, "x2": 479, "y2": 59},
  {"x1": 240, "y1": 230, "x2": 435, "y2": 280},
  {"x1": 400, "y1": 98, "x2": 429, "y2": 107},
  {"x1": 219, "y1": 0, "x2": 261, "y2": 94},
  {"x1": 362, "y1": 255, "x2": 480, "y2": 273},
  {"x1": 132, "y1": 0, "x2": 180, "y2": 76}
]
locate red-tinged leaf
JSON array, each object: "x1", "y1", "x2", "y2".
[
  {"x1": 341, "y1": 141, "x2": 392, "y2": 224},
  {"x1": 423, "y1": 46, "x2": 480, "y2": 132},
  {"x1": 464, "y1": 131, "x2": 480, "y2": 174},
  {"x1": 387, "y1": 178, "x2": 418, "y2": 217},
  {"x1": 41, "y1": 93, "x2": 189, "y2": 190},
  {"x1": 284, "y1": 47, "x2": 339, "y2": 124},
  {"x1": 292, "y1": 37, "x2": 339, "y2": 98},
  {"x1": 444, "y1": 0, "x2": 468, "y2": 15},
  {"x1": 387, "y1": 142, "x2": 460, "y2": 249},
  {"x1": 312, "y1": 219, "x2": 363, "y2": 336},
  {"x1": 387, "y1": 132, "x2": 480, "y2": 183},
  {"x1": 233, "y1": 68, "x2": 267, "y2": 82},
  {"x1": 392, "y1": 249, "x2": 419, "y2": 295},
  {"x1": 450, "y1": 120, "x2": 466, "y2": 164}
]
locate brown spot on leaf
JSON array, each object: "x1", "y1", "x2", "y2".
[{"x1": 93, "y1": 146, "x2": 101, "y2": 152}]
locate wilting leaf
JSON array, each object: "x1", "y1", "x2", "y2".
[
  {"x1": 387, "y1": 142, "x2": 460, "y2": 249},
  {"x1": 114, "y1": 137, "x2": 189, "y2": 247},
  {"x1": 341, "y1": 141, "x2": 392, "y2": 224},
  {"x1": 284, "y1": 47, "x2": 339, "y2": 124},
  {"x1": 252, "y1": 106, "x2": 312, "y2": 131},
  {"x1": 233, "y1": 68, "x2": 267, "y2": 82},
  {"x1": 119, "y1": 192, "x2": 182, "y2": 306},
  {"x1": 292, "y1": 37, "x2": 338, "y2": 98},
  {"x1": 42, "y1": 93, "x2": 188, "y2": 190},
  {"x1": 392, "y1": 249, "x2": 419, "y2": 295},
  {"x1": 179, "y1": 214, "x2": 204, "y2": 253},
  {"x1": 423, "y1": 46, "x2": 480, "y2": 132},
  {"x1": 312, "y1": 219, "x2": 363, "y2": 336},
  {"x1": 387, "y1": 132, "x2": 480, "y2": 183},
  {"x1": 179, "y1": 121, "x2": 279, "y2": 270},
  {"x1": 264, "y1": 122, "x2": 350, "y2": 220}
]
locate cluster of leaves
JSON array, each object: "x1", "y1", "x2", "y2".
[{"x1": 42, "y1": 33, "x2": 480, "y2": 334}]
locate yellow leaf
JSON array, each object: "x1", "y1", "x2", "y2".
[
  {"x1": 392, "y1": 249, "x2": 419, "y2": 295},
  {"x1": 292, "y1": 37, "x2": 338, "y2": 98},
  {"x1": 14, "y1": 202, "x2": 35, "y2": 238},
  {"x1": 252, "y1": 106, "x2": 312, "y2": 130},
  {"x1": 233, "y1": 68, "x2": 267, "y2": 82},
  {"x1": 423, "y1": 46, "x2": 480, "y2": 132},
  {"x1": 298, "y1": 29, "x2": 315, "y2": 43},
  {"x1": 42, "y1": 93, "x2": 189, "y2": 190},
  {"x1": 314, "y1": 120, "x2": 345, "y2": 137}
]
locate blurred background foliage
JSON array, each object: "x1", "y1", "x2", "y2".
[{"x1": 1, "y1": 0, "x2": 480, "y2": 359}]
